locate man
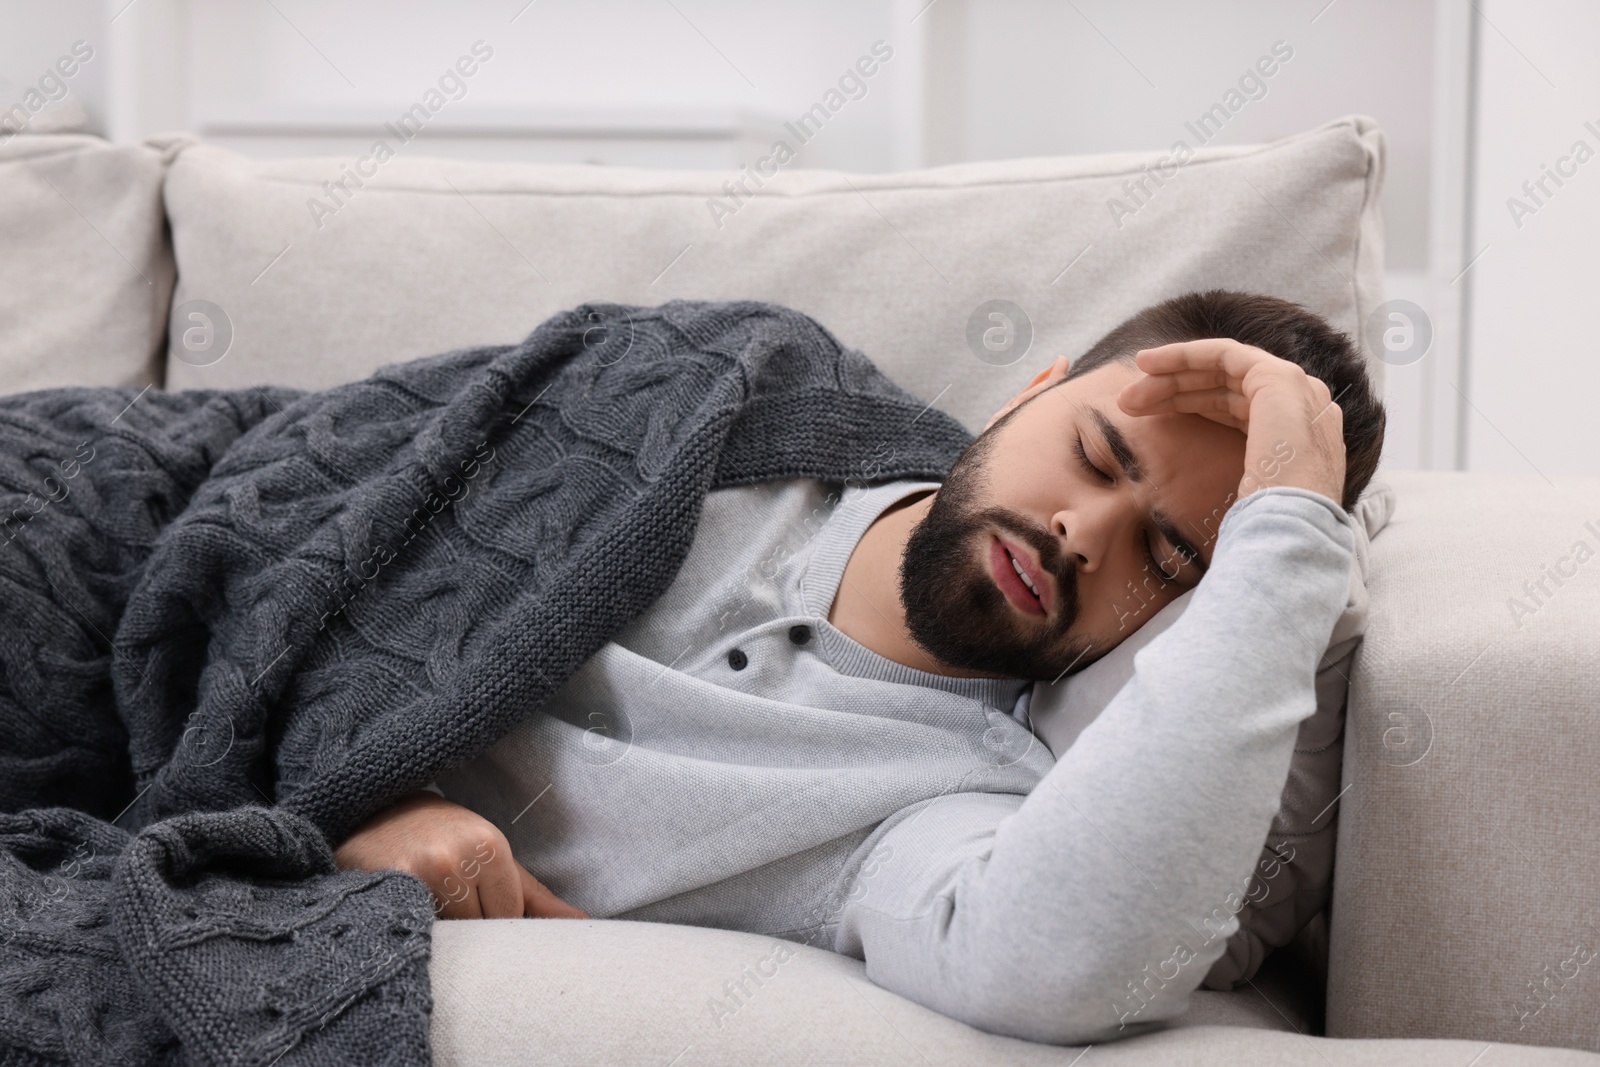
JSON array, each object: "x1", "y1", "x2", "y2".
[{"x1": 335, "y1": 289, "x2": 1385, "y2": 1044}]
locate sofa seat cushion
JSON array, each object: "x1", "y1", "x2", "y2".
[{"x1": 428, "y1": 917, "x2": 1596, "y2": 1065}]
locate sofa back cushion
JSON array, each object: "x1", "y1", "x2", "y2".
[
  {"x1": 0, "y1": 133, "x2": 177, "y2": 393},
  {"x1": 159, "y1": 115, "x2": 1387, "y2": 430}
]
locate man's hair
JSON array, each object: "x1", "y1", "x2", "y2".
[{"x1": 1059, "y1": 289, "x2": 1386, "y2": 510}]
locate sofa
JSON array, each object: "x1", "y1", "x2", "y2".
[{"x1": 4, "y1": 112, "x2": 1598, "y2": 1065}]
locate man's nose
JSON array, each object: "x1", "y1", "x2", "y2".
[{"x1": 1050, "y1": 498, "x2": 1117, "y2": 575}]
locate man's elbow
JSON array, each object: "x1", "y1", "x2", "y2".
[
  {"x1": 918, "y1": 953, "x2": 1198, "y2": 1047},
  {"x1": 950, "y1": 985, "x2": 1174, "y2": 1047}
]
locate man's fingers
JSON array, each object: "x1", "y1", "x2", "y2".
[
  {"x1": 1120, "y1": 370, "x2": 1240, "y2": 410},
  {"x1": 434, "y1": 871, "x2": 482, "y2": 920},
  {"x1": 1119, "y1": 367, "x2": 1228, "y2": 409},
  {"x1": 519, "y1": 864, "x2": 589, "y2": 919},
  {"x1": 1119, "y1": 382, "x2": 1249, "y2": 430},
  {"x1": 1123, "y1": 338, "x2": 1346, "y2": 505},
  {"x1": 1133, "y1": 339, "x2": 1270, "y2": 376},
  {"x1": 474, "y1": 855, "x2": 525, "y2": 919},
  {"x1": 1164, "y1": 387, "x2": 1251, "y2": 424}
]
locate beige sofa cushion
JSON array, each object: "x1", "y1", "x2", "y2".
[
  {"x1": 1329, "y1": 470, "x2": 1600, "y2": 1052},
  {"x1": 0, "y1": 133, "x2": 176, "y2": 393},
  {"x1": 429, "y1": 917, "x2": 1598, "y2": 1065},
  {"x1": 160, "y1": 115, "x2": 1387, "y2": 428}
]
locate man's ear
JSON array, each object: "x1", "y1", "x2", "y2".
[{"x1": 983, "y1": 355, "x2": 1071, "y2": 431}]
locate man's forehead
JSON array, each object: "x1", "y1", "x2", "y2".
[{"x1": 1061, "y1": 356, "x2": 1140, "y2": 388}]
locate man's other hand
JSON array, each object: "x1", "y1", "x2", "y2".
[
  {"x1": 1116, "y1": 338, "x2": 1346, "y2": 506},
  {"x1": 333, "y1": 790, "x2": 588, "y2": 920}
]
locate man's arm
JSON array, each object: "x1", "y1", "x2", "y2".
[
  {"x1": 835, "y1": 338, "x2": 1355, "y2": 1044},
  {"x1": 833, "y1": 484, "x2": 1355, "y2": 1045}
]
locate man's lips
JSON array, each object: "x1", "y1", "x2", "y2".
[
  {"x1": 999, "y1": 534, "x2": 1055, "y2": 613},
  {"x1": 988, "y1": 535, "x2": 1052, "y2": 617}
]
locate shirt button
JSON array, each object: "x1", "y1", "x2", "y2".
[
  {"x1": 788, "y1": 625, "x2": 812, "y2": 646},
  {"x1": 727, "y1": 648, "x2": 748, "y2": 670}
]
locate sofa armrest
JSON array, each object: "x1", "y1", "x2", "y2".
[{"x1": 1328, "y1": 470, "x2": 1600, "y2": 1052}]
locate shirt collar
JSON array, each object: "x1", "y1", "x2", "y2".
[{"x1": 799, "y1": 479, "x2": 1032, "y2": 712}]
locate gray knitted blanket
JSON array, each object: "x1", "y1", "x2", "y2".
[{"x1": 0, "y1": 300, "x2": 972, "y2": 1067}]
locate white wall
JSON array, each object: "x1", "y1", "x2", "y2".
[
  {"x1": 67, "y1": 0, "x2": 1434, "y2": 262},
  {"x1": 114, "y1": 0, "x2": 920, "y2": 171},
  {"x1": 1462, "y1": 0, "x2": 1600, "y2": 479},
  {"x1": 923, "y1": 0, "x2": 1435, "y2": 272},
  {"x1": 0, "y1": 0, "x2": 107, "y2": 133}
]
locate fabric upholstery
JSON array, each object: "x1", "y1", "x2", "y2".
[
  {"x1": 1328, "y1": 470, "x2": 1600, "y2": 1052},
  {"x1": 429, "y1": 918, "x2": 1599, "y2": 1065},
  {"x1": 0, "y1": 133, "x2": 177, "y2": 393},
  {"x1": 157, "y1": 115, "x2": 1388, "y2": 431}
]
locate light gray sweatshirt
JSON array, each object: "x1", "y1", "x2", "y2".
[{"x1": 428, "y1": 477, "x2": 1355, "y2": 1045}]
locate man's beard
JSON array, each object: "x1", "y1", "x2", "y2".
[{"x1": 898, "y1": 440, "x2": 1096, "y2": 682}]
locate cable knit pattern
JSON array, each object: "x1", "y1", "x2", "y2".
[{"x1": 0, "y1": 300, "x2": 973, "y2": 1066}]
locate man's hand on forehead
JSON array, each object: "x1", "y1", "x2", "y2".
[{"x1": 1115, "y1": 338, "x2": 1346, "y2": 508}]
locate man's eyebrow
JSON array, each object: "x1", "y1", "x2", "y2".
[
  {"x1": 1079, "y1": 403, "x2": 1208, "y2": 577},
  {"x1": 1081, "y1": 405, "x2": 1142, "y2": 483},
  {"x1": 1152, "y1": 508, "x2": 1208, "y2": 577}
]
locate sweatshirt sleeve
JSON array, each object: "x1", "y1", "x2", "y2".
[{"x1": 830, "y1": 485, "x2": 1357, "y2": 1046}]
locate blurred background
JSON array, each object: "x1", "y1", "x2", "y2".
[{"x1": 2, "y1": 0, "x2": 1592, "y2": 477}]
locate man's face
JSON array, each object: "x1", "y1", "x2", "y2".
[{"x1": 899, "y1": 359, "x2": 1247, "y2": 681}]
